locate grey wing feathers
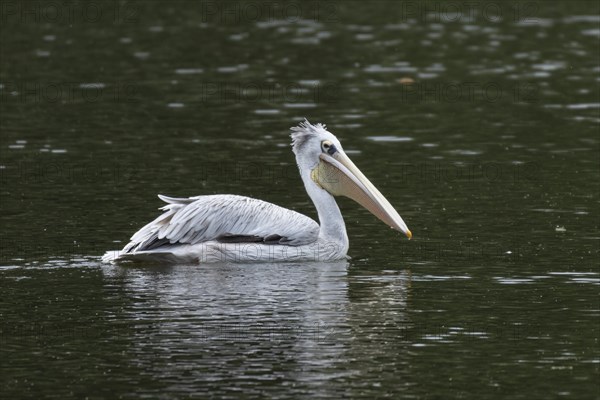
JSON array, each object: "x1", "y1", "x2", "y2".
[{"x1": 122, "y1": 194, "x2": 319, "y2": 253}]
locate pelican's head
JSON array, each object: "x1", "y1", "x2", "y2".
[{"x1": 290, "y1": 119, "x2": 412, "y2": 239}]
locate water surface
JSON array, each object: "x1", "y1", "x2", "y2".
[{"x1": 1, "y1": 1, "x2": 598, "y2": 399}]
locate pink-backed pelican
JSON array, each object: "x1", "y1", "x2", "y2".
[{"x1": 102, "y1": 120, "x2": 411, "y2": 264}]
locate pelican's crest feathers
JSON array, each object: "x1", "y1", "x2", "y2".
[{"x1": 290, "y1": 119, "x2": 328, "y2": 153}]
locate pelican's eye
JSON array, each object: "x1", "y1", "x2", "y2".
[{"x1": 321, "y1": 140, "x2": 337, "y2": 155}]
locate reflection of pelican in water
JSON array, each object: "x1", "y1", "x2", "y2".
[{"x1": 103, "y1": 120, "x2": 411, "y2": 264}]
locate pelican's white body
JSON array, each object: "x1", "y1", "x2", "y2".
[{"x1": 102, "y1": 194, "x2": 349, "y2": 264}]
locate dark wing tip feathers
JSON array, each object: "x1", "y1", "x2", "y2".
[{"x1": 217, "y1": 233, "x2": 288, "y2": 244}]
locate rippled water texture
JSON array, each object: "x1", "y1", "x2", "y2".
[{"x1": 1, "y1": 1, "x2": 598, "y2": 399}]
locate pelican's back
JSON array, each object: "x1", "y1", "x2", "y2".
[{"x1": 103, "y1": 194, "x2": 320, "y2": 263}]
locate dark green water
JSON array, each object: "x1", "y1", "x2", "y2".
[{"x1": 1, "y1": 1, "x2": 599, "y2": 399}]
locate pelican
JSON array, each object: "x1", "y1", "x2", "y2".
[{"x1": 102, "y1": 120, "x2": 411, "y2": 264}]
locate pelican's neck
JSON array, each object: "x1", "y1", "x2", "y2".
[{"x1": 300, "y1": 168, "x2": 349, "y2": 248}]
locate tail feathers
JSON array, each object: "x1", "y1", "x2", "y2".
[
  {"x1": 101, "y1": 250, "x2": 122, "y2": 263},
  {"x1": 158, "y1": 194, "x2": 196, "y2": 205}
]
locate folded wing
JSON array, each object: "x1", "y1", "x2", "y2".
[{"x1": 122, "y1": 194, "x2": 319, "y2": 253}]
